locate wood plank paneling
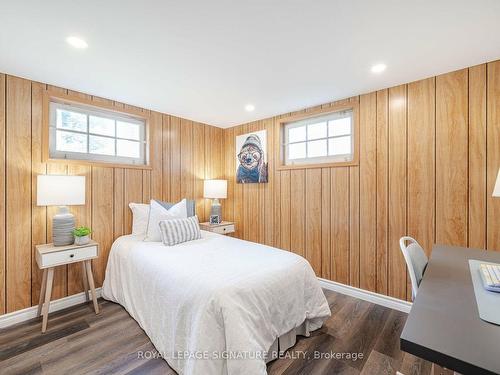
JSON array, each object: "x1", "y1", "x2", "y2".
[
  {"x1": 436, "y1": 69, "x2": 468, "y2": 246},
  {"x1": 222, "y1": 63, "x2": 500, "y2": 301},
  {"x1": 113, "y1": 168, "x2": 124, "y2": 239},
  {"x1": 407, "y1": 78, "x2": 435, "y2": 256},
  {"x1": 321, "y1": 168, "x2": 331, "y2": 280},
  {"x1": 246, "y1": 122, "x2": 261, "y2": 242},
  {"x1": 290, "y1": 169, "x2": 305, "y2": 257},
  {"x1": 170, "y1": 117, "x2": 181, "y2": 202},
  {"x1": 212, "y1": 127, "x2": 223, "y2": 180},
  {"x1": 180, "y1": 119, "x2": 193, "y2": 201},
  {"x1": 142, "y1": 171, "x2": 151, "y2": 203},
  {"x1": 349, "y1": 166, "x2": 360, "y2": 287},
  {"x1": 407, "y1": 78, "x2": 435, "y2": 298},
  {"x1": 262, "y1": 119, "x2": 274, "y2": 245},
  {"x1": 0, "y1": 72, "x2": 223, "y2": 317},
  {"x1": 3, "y1": 59, "x2": 500, "y2": 315},
  {"x1": 280, "y1": 171, "x2": 291, "y2": 250},
  {"x1": 6, "y1": 76, "x2": 32, "y2": 312},
  {"x1": 0, "y1": 74, "x2": 5, "y2": 314},
  {"x1": 487, "y1": 61, "x2": 500, "y2": 251},
  {"x1": 91, "y1": 167, "x2": 113, "y2": 286},
  {"x1": 124, "y1": 169, "x2": 143, "y2": 234},
  {"x1": 468, "y1": 65, "x2": 487, "y2": 249},
  {"x1": 376, "y1": 89, "x2": 389, "y2": 295},
  {"x1": 273, "y1": 117, "x2": 283, "y2": 248},
  {"x1": 193, "y1": 122, "x2": 206, "y2": 221},
  {"x1": 359, "y1": 93, "x2": 377, "y2": 291},
  {"x1": 203, "y1": 125, "x2": 214, "y2": 218},
  {"x1": 31, "y1": 83, "x2": 47, "y2": 305},
  {"x1": 232, "y1": 126, "x2": 245, "y2": 239},
  {"x1": 331, "y1": 168, "x2": 349, "y2": 284},
  {"x1": 162, "y1": 115, "x2": 171, "y2": 202},
  {"x1": 150, "y1": 112, "x2": 163, "y2": 200},
  {"x1": 388, "y1": 85, "x2": 407, "y2": 301},
  {"x1": 305, "y1": 168, "x2": 322, "y2": 275}
]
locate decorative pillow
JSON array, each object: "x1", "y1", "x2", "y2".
[
  {"x1": 129, "y1": 203, "x2": 150, "y2": 235},
  {"x1": 159, "y1": 215, "x2": 202, "y2": 246},
  {"x1": 144, "y1": 199, "x2": 187, "y2": 242},
  {"x1": 156, "y1": 199, "x2": 196, "y2": 217}
]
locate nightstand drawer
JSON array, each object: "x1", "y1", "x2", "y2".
[
  {"x1": 211, "y1": 224, "x2": 235, "y2": 235},
  {"x1": 38, "y1": 245, "x2": 98, "y2": 268}
]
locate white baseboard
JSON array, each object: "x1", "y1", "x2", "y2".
[
  {"x1": 0, "y1": 288, "x2": 102, "y2": 329},
  {"x1": 318, "y1": 278, "x2": 412, "y2": 313},
  {"x1": 0, "y1": 280, "x2": 410, "y2": 329}
]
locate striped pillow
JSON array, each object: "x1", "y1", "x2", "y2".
[{"x1": 159, "y1": 215, "x2": 202, "y2": 246}]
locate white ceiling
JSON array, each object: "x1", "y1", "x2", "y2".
[{"x1": 1, "y1": 1, "x2": 500, "y2": 128}]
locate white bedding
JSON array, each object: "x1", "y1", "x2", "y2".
[{"x1": 102, "y1": 231, "x2": 330, "y2": 374}]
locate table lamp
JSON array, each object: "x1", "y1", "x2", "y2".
[
  {"x1": 37, "y1": 175, "x2": 86, "y2": 246},
  {"x1": 204, "y1": 179, "x2": 227, "y2": 223},
  {"x1": 493, "y1": 169, "x2": 500, "y2": 198}
]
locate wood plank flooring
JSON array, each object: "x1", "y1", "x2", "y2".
[{"x1": 0, "y1": 290, "x2": 431, "y2": 375}]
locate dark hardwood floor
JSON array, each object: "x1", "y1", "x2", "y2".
[{"x1": 0, "y1": 290, "x2": 431, "y2": 375}]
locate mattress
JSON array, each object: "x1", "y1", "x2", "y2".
[{"x1": 102, "y1": 231, "x2": 330, "y2": 374}]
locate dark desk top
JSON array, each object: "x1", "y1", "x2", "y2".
[{"x1": 400, "y1": 245, "x2": 500, "y2": 375}]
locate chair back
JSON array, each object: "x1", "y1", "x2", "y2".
[{"x1": 399, "y1": 236, "x2": 428, "y2": 301}]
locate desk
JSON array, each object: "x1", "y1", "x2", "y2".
[{"x1": 400, "y1": 245, "x2": 500, "y2": 375}]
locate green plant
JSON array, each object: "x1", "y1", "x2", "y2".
[{"x1": 73, "y1": 226, "x2": 91, "y2": 237}]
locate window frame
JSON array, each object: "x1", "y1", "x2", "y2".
[
  {"x1": 276, "y1": 101, "x2": 359, "y2": 170},
  {"x1": 283, "y1": 110, "x2": 354, "y2": 165},
  {"x1": 43, "y1": 91, "x2": 151, "y2": 169}
]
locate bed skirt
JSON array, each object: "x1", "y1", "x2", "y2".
[{"x1": 266, "y1": 318, "x2": 321, "y2": 363}]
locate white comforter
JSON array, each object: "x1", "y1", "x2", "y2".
[{"x1": 102, "y1": 231, "x2": 330, "y2": 374}]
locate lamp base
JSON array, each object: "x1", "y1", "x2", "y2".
[
  {"x1": 52, "y1": 206, "x2": 75, "y2": 246},
  {"x1": 210, "y1": 198, "x2": 222, "y2": 222}
]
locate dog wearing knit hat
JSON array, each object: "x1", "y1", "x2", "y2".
[{"x1": 236, "y1": 133, "x2": 268, "y2": 183}]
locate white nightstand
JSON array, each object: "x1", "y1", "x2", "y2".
[
  {"x1": 36, "y1": 240, "x2": 100, "y2": 333},
  {"x1": 200, "y1": 221, "x2": 235, "y2": 235}
]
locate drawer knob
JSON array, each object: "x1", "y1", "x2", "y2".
[{"x1": 69, "y1": 254, "x2": 75, "y2": 258}]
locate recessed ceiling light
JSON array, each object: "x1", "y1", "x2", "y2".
[
  {"x1": 66, "y1": 36, "x2": 88, "y2": 49},
  {"x1": 245, "y1": 104, "x2": 255, "y2": 112},
  {"x1": 371, "y1": 63, "x2": 386, "y2": 74}
]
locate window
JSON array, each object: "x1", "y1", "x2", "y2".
[
  {"x1": 48, "y1": 100, "x2": 147, "y2": 166},
  {"x1": 282, "y1": 109, "x2": 354, "y2": 166}
]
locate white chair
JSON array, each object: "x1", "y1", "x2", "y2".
[{"x1": 399, "y1": 236, "x2": 428, "y2": 301}]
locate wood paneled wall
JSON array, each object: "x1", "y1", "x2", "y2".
[
  {"x1": 0, "y1": 74, "x2": 223, "y2": 315},
  {"x1": 223, "y1": 61, "x2": 500, "y2": 301}
]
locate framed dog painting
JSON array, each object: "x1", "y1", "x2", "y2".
[{"x1": 236, "y1": 130, "x2": 268, "y2": 183}]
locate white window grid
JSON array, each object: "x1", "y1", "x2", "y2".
[
  {"x1": 283, "y1": 109, "x2": 354, "y2": 165},
  {"x1": 49, "y1": 101, "x2": 147, "y2": 165}
]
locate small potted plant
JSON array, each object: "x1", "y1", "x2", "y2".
[{"x1": 73, "y1": 226, "x2": 92, "y2": 246}]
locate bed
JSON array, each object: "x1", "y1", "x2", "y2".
[{"x1": 102, "y1": 230, "x2": 330, "y2": 375}]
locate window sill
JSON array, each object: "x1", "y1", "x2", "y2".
[
  {"x1": 44, "y1": 157, "x2": 153, "y2": 170},
  {"x1": 276, "y1": 159, "x2": 359, "y2": 170}
]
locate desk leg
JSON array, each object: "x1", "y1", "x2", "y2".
[
  {"x1": 41, "y1": 267, "x2": 54, "y2": 333},
  {"x1": 82, "y1": 262, "x2": 89, "y2": 301},
  {"x1": 37, "y1": 269, "x2": 47, "y2": 317},
  {"x1": 85, "y1": 260, "x2": 99, "y2": 314}
]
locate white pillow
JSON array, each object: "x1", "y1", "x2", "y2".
[
  {"x1": 144, "y1": 199, "x2": 187, "y2": 242},
  {"x1": 129, "y1": 203, "x2": 150, "y2": 236}
]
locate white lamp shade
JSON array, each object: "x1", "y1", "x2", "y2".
[
  {"x1": 37, "y1": 175, "x2": 86, "y2": 206},
  {"x1": 493, "y1": 169, "x2": 500, "y2": 197},
  {"x1": 204, "y1": 179, "x2": 227, "y2": 199}
]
